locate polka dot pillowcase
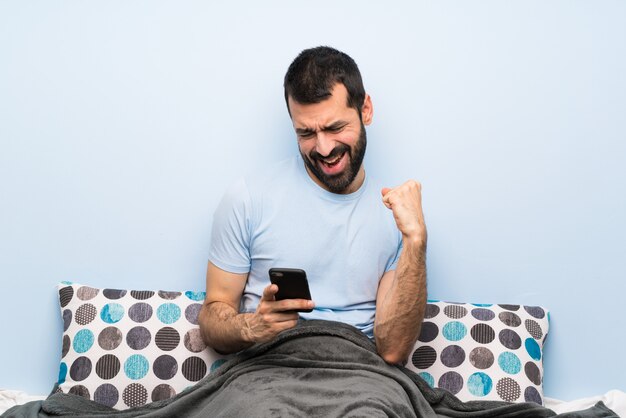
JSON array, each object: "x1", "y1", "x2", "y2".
[
  {"x1": 405, "y1": 300, "x2": 549, "y2": 405},
  {"x1": 55, "y1": 282, "x2": 228, "y2": 410}
]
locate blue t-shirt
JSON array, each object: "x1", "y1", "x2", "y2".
[{"x1": 208, "y1": 155, "x2": 402, "y2": 338}]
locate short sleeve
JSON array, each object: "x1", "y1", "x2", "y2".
[
  {"x1": 384, "y1": 231, "x2": 403, "y2": 273},
  {"x1": 208, "y1": 178, "x2": 253, "y2": 274}
]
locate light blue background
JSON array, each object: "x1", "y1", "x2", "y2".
[{"x1": 1, "y1": 1, "x2": 624, "y2": 401}]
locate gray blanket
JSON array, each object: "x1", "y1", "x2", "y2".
[{"x1": 2, "y1": 320, "x2": 618, "y2": 417}]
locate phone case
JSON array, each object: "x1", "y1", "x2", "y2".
[{"x1": 269, "y1": 268, "x2": 313, "y2": 312}]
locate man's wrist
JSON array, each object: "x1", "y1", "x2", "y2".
[
  {"x1": 239, "y1": 313, "x2": 255, "y2": 344},
  {"x1": 402, "y1": 232, "x2": 427, "y2": 249}
]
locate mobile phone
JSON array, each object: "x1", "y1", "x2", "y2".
[{"x1": 268, "y1": 268, "x2": 313, "y2": 312}]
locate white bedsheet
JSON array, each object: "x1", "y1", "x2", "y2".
[
  {"x1": 546, "y1": 390, "x2": 625, "y2": 416},
  {"x1": 1, "y1": 389, "x2": 625, "y2": 416},
  {"x1": 0, "y1": 391, "x2": 46, "y2": 415}
]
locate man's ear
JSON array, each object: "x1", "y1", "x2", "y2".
[{"x1": 361, "y1": 93, "x2": 374, "y2": 126}]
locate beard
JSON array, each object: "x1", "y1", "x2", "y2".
[{"x1": 300, "y1": 122, "x2": 367, "y2": 194}]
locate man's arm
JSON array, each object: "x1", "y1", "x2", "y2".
[
  {"x1": 374, "y1": 180, "x2": 427, "y2": 364},
  {"x1": 198, "y1": 262, "x2": 315, "y2": 354}
]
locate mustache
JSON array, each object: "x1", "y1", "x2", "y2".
[{"x1": 309, "y1": 144, "x2": 350, "y2": 162}]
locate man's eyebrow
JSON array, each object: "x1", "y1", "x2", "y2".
[
  {"x1": 295, "y1": 121, "x2": 349, "y2": 135},
  {"x1": 295, "y1": 127, "x2": 316, "y2": 135}
]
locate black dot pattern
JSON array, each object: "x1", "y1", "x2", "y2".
[
  {"x1": 69, "y1": 385, "x2": 90, "y2": 398},
  {"x1": 497, "y1": 377, "x2": 521, "y2": 402},
  {"x1": 63, "y1": 309, "x2": 72, "y2": 332},
  {"x1": 417, "y1": 322, "x2": 439, "y2": 343},
  {"x1": 98, "y1": 327, "x2": 123, "y2": 351},
  {"x1": 75, "y1": 304, "x2": 97, "y2": 325},
  {"x1": 62, "y1": 335, "x2": 71, "y2": 358},
  {"x1": 96, "y1": 354, "x2": 121, "y2": 380},
  {"x1": 77, "y1": 286, "x2": 99, "y2": 301},
  {"x1": 424, "y1": 304, "x2": 440, "y2": 319},
  {"x1": 525, "y1": 362, "x2": 541, "y2": 385},
  {"x1": 471, "y1": 308, "x2": 495, "y2": 321},
  {"x1": 69, "y1": 357, "x2": 92, "y2": 382},
  {"x1": 103, "y1": 289, "x2": 126, "y2": 300},
  {"x1": 182, "y1": 357, "x2": 207, "y2": 382},
  {"x1": 471, "y1": 323, "x2": 495, "y2": 344},
  {"x1": 524, "y1": 306, "x2": 545, "y2": 319},
  {"x1": 57, "y1": 283, "x2": 224, "y2": 410},
  {"x1": 94, "y1": 384, "x2": 118, "y2": 407},
  {"x1": 128, "y1": 303, "x2": 153, "y2": 323},
  {"x1": 524, "y1": 386, "x2": 542, "y2": 404},
  {"x1": 153, "y1": 355, "x2": 178, "y2": 380},
  {"x1": 439, "y1": 371, "x2": 463, "y2": 394},
  {"x1": 499, "y1": 304, "x2": 520, "y2": 311},
  {"x1": 469, "y1": 347, "x2": 494, "y2": 369},
  {"x1": 59, "y1": 286, "x2": 74, "y2": 308},
  {"x1": 412, "y1": 346, "x2": 437, "y2": 369},
  {"x1": 158, "y1": 291, "x2": 181, "y2": 300},
  {"x1": 525, "y1": 319, "x2": 543, "y2": 340},
  {"x1": 185, "y1": 304, "x2": 202, "y2": 325},
  {"x1": 406, "y1": 301, "x2": 549, "y2": 405},
  {"x1": 122, "y1": 383, "x2": 148, "y2": 408},
  {"x1": 441, "y1": 345, "x2": 465, "y2": 368},
  {"x1": 443, "y1": 305, "x2": 467, "y2": 319},
  {"x1": 131, "y1": 290, "x2": 155, "y2": 300},
  {"x1": 184, "y1": 329, "x2": 207, "y2": 353},
  {"x1": 155, "y1": 327, "x2": 180, "y2": 351},
  {"x1": 499, "y1": 329, "x2": 521, "y2": 350},
  {"x1": 152, "y1": 384, "x2": 176, "y2": 402},
  {"x1": 499, "y1": 311, "x2": 521, "y2": 327}
]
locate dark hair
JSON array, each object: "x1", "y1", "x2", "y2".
[{"x1": 283, "y1": 46, "x2": 365, "y2": 116}]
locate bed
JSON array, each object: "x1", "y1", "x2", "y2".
[{"x1": 1, "y1": 283, "x2": 623, "y2": 417}]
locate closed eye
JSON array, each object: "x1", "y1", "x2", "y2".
[
  {"x1": 324, "y1": 122, "x2": 347, "y2": 133},
  {"x1": 295, "y1": 121, "x2": 348, "y2": 139},
  {"x1": 297, "y1": 130, "x2": 315, "y2": 139}
]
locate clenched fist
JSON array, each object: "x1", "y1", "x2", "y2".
[{"x1": 381, "y1": 180, "x2": 427, "y2": 244}]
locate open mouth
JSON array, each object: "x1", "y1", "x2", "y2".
[
  {"x1": 316, "y1": 152, "x2": 347, "y2": 176},
  {"x1": 320, "y1": 154, "x2": 343, "y2": 169}
]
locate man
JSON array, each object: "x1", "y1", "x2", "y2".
[{"x1": 199, "y1": 46, "x2": 427, "y2": 364}]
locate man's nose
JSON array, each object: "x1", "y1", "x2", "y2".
[{"x1": 315, "y1": 132, "x2": 335, "y2": 157}]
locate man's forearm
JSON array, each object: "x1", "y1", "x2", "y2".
[
  {"x1": 199, "y1": 301, "x2": 255, "y2": 354},
  {"x1": 374, "y1": 237, "x2": 427, "y2": 364}
]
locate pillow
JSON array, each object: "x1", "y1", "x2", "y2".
[
  {"x1": 56, "y1": 284, "x2": 549, "y2": 408},
  {"x1": 405, "y1": 300, "x2": 550, "y2": 405},
  {"x1": 55, "y1": 282, "x2": 228, "y2": 410}
]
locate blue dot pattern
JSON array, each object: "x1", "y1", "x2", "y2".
[
  {"x1": 210, "y1": 358, "x2": 227, "y2": 372},
  {"x1": 73, "y1": 329, "x2": 94, "y2": 353},
  {"x1": 157, "y1": 303, "x2": 181, "y2": 324},
  {"x1": 468, "y1": 372, "x2": 493, "y2": 397},
  {"x1": 124, "y1": 354, "x2": 149, "y2": 380},
  {"x1": 498, "y1": 352, "x2": 521, "y2": 374},
  {"x1": 57, "y1": 284, "x2": 549, "y2": 409},
  {"x1": 442, "y1": 321, "x2": 467, "y2": 341},
  {"x1": 58, "y1": 362, "x2": 68, "y2": 384},
  {"x1": 100, "y1": 303, "x2": 124, "y2": 324},
  {"x1": 55, "y1": 282, "x2": 228, "y2": 410},
  {"x1": 525, "y1": 338, "x2": 541, "y2": 361},
  {"x1": 419, "y1": 372, "x2": 435, "y2": 388},
  {"x1": 185, "y1": 291, "x2": 206, "y2": 301},
  {"x1": 407, "y1": 301, "x2": 549, "y2": 405}
]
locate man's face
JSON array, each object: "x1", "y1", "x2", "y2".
[{"x1": 288, "y1": 84, "x2": 373, "y2": 194}]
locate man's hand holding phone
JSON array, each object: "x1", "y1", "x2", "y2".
[{"x1": 241, "y1": 269, "x2": 314, "y2": 345}]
